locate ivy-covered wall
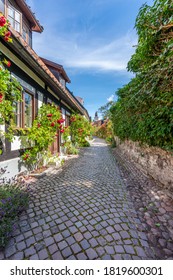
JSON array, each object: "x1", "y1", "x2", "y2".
[{"x1": 110, "y1": 0, "x2": 173, "y2": 152}]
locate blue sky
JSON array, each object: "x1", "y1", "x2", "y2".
[{"x1": 27, "y1": 0, "x2": 153, "y2": 119}]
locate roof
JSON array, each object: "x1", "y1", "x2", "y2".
[
  {"x1": 15, "y1": 0, "x2": 43, "y2": 33},
  {"x1": 4, "y1": 26, "x2": 89, "y2": 119},
  {"x1": 40, "y1": 57, "x2": 71, "y2": 83}
]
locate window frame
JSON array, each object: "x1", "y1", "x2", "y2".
[
  {"x1": 12, "y1": 100, "x2": 22, "y2": 128},
  {"x1": 6, "y1": 2, "x2": 22, "y2": 33},
  {"x1": 22, "y1": 22, "x2": 32, "y2": 46},
  {"x1": 22, "y1": 89, "x2": 35, "y2": 128}
]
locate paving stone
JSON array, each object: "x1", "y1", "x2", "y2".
[
  {"x1": 124, "y1": 245, "x2": 135, "y2": 255},
  {"x1": 35, "y1": 233, "x2": 43, "y2": 242},
  {"x1": 74, "y1": 232, "x2": 83, "y2": 242},
  {"x1": 52, "y1": 251, "x2": 63, "y2": 260},
  {"x1": 24, "y1": 246, "x2": 36, "y2": 258},
  {"x1": 35, "y1": 242, "x2": 45, "y2": 251},
  {"x1": 38, "y1": 249, "x2": 49, "y2": 260},
  {"x1": 15, "y1": 234, "x2": 25, "y2": 243},
  {"x1": 135, "y1": 246, "x2": 147, "y2": 258},
  {"x1": 112, "y1": 232, "x2": 121, "y2": 240},
  {"x1": 114, "y1": 245, "x2": 125, "y2": 254},
  {"x1": 120, "y1": 231, "x2": 130, "y2": 239},
  {"x1": 30, "y1": 222, "x2": 39, "y2": 229},
  {"x1": 89, "y1": 238, "x2": 98, "y2": 247},
  {"x1": 54, "y1": 233, "x2": 63, "y2": 243},
  {"x1": 86, "y1": 248, "x2": 98, "y2": 259},
  {"x1": 76, "y1": 253, "x2": 87, "y2": 260},
  {"x1": 12, "y1": 251, "x2": 24, "y2": 260},
  {"x1": 16, "y1": 241, "x2": 26, "y2": 251},
  {"x1": 24, "y1": 231, "x2": 33, "y2": 239},
  {"x1": 48, "y1": 244, "x2": 59, "y2": 255},
  {"x1": 69, "y1": 226, "x2": 78, "y2": 234},
  {"x1": 58, "y1": 241, "x2": 68, "y2": 251},
  {"x1": 102, "y1": 255, "x2": 112, "y2": 260},
  {"x1": 106, "y1": 226, "x2": 115, "y2": 234},
  {"x1": 26, "y1": 236, "x2": 36, "y2": 247},
  {"x1": 105, "y1": 246, "x2": 115, "y2": 255},
  {"x1": 71, "y1": 243, "x2": 82, "y2": 254},
  {"x1": 29, "y1": 254, "x2": 39, "y2": 260},
  {"x1": 45, "y1": 237, "x2": 54, "y2": 247},
  {"x1": 96, "y1": 247, "x2": 105, "y2": 257},
  {"x1": 112, "y1": 254, "x2": 123, "y2": 260},
  {"x1": 80, "y1": 239, "x2": 90, "y2": 250},
  {"x1": 62, "y1": 230, "x2": 71, "y2": 238},
  {"x1": 62, "y1": 247, "x2": 73, "y2": 258}
]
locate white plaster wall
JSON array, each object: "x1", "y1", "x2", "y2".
[
  {"x1": 0, "y1": 157, "x2": 27, "y2": 181},
  {"x1": 11, "y1": 136, "x2": 21, "y2": 151}
]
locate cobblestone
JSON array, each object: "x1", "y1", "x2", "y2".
[{"x1": 0, "y1": 138, "x2": 162, "y2": 259}]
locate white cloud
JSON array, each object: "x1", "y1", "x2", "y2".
[
  {"x1": 33, "y1": 29, "x2": 137, "y2": 72},
  {"x1": 107, "y1": 94, "x2": 114, "y2": 102}
]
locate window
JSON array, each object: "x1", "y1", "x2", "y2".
[
  {"x1": 22, "y1": 23, "x2": 32, "y2": 47},
  {"x1": 24, "y1": 92, "x2": 33, "y2": 128},
  {"x1": 38, "y1": 92, "x2": 43, "y2": 110},
  {"x1": 59, "y1": 76, "x2": 65, "y2": 88},
  {"x1": 12, "y1": 101, "x2": 21, "y2": 127},
  {"x1": 7, "y1": 4, "x2": 22, "y2": 33},
  {"x1": 65, "y1": 115, "x2": 70, "y2": 127}
]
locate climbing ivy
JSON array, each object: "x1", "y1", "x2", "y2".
[
  {"x1": 0, "y1": 14, "x2": 22, "y2": 154},
  {"x1": 110, "y1": 0, "x2": 173, "y2": 151}
]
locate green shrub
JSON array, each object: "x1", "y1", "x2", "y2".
[
  {"x1": 78, "y1": 140, "x2": 90, "y2": 147},
  {"x1": 0, "y1": 183, "x2": 30, "y2": 247}
]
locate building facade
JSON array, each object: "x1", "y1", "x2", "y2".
[{"x1": 0, "y1": 0, "x2": 89, "y2": 180}]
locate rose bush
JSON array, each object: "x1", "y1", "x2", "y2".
[
  {"x1": 21, "y1": 104, "x2": 64, "y2": 168},
  {"x1": 70, "y1": 114, "x2": 92, "y2": 147}
]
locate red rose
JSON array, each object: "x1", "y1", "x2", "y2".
[
  {"x1": 0, "y1": 16, "x2": 6, "y2": 27},
  {"x1": 0, "y1": 93, "x2": 3, "y2": 102},
  {"x1": 70, "y1": 117, "x2": 76, "y2": 122},
  {"x1": 5, "y1": 31, "x2": 11, "y2": 37},
  {"x1": 50, "y1": 122, "x2": 55, "y2": 127},
  {"x1": 47, "y1": 113, "x2": 52, "y2": 117},
  {"x1": 23, "y1": 154, "x2": 29, "y2": 161},
  {"x1": 4, "y1": 36, "x2": 10, "y2": 42},
  {"x1": 60, "y1": 129, "x2": 64, "y2": 133},
  {"x1": 6, "y1": 61, "x2": 11, "y2": 67},
  {"x1": 57, "y1": 118, "x2": 65, "y2": 124},
  {"x1": 37, "y1": 123, "x2": 41, "y2": 128}
]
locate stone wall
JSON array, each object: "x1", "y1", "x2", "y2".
[{"x1": 114, "y1": 136, "x2": 173, "y2": 190}]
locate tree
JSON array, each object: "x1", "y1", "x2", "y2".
[{"x1": 98, "y1": 101, "x2": 114, "y2": 119}]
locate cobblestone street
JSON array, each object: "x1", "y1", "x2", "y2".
[{"x1": 1, "y1": 137, "x2": 172, "y2": 260}]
